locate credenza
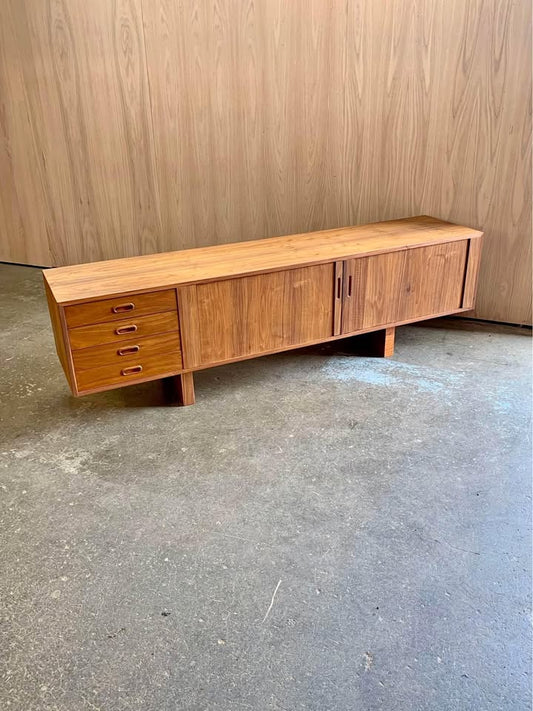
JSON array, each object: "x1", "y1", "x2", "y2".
[{"x1": 43, "y1": 216, "x2": 483, "y2": 405}]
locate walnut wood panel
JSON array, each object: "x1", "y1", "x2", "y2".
[
  {"x1": 68, "y1": 311, "x2": 179, "y2": 351},
  {"x1": 0, "y1": 0, "x2": 160, "y2": 266},
  {"x1": 75, "y1": 334, "x2": 182, "y2": 393},
  {"x1": 341, "y1": 242, "x2": 469, "y2": 333},
  {"x1": 179, "y1": 265, "x2": 335, "y2": 369},
  {"x1": 462, "y1": 238, "x2": 484, "y2": 311},
  {"x1": 0, "y1": 1, "x2": 529, "y2": 323},
  {"x1": 0, "y1": 2, "x2": 51, "y2": 266},
  {"x1": 64, "y1": 290, "x2": 177, "y2": 328},
  {"x1": 44, "y1": 280, "x2": 74, "y2": 389},
  {"x1": 44, "y1": 217, "x2": 480, "y2": 304},
  {"x1": 72, "y1": 332, "x2": 181, "y2": 372}
]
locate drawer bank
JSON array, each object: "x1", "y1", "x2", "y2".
[{"x1": 43, "y1": 216, "x2": 483, "y2": 406}]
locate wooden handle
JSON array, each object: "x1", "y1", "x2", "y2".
[
  {"x1": 121, "y1": 365, "x2": 143, "y2": 376},
  {"x1": 112, "y1": 302, "x2": 135, "y2": 313},
  {"x1": 348, "y1": 274, "x2": 353, "y2": 297},
  {"x1": 336, "y1": 275, "x2": 342, "y2": 300},
  {"x1": 117, "y1": 345, "x2": 140, "y2": 356},
  {"x1": 115, "y1": 324, "x2": 137, "y2": 335}
]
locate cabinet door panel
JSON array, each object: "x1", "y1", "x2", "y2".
[
  {"x1": 342, "y1": 241, "x2": 468, "y2": 333},
  {"x1": 179, "y1": 264, "x2": 335, "y2": 368}
]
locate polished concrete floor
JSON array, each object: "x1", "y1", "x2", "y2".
[{"x1": 1, "y1": 263, "x2": 531, "y2": 711}]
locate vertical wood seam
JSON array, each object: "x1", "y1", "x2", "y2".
[{"x1": 138, "y1": 0, "x2": 161, "y2": 210}]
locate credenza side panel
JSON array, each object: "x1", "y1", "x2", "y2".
[
  {"x1": 342, "y1": 240, "x2": 469, "y2": 333},
  {"x1": 461, "y1": 236, "x2": 483, "y2": 310},
  {"x1": 178, "y1": 264, "x2": 336, "y2": 368},
  {"x1": 44, "y1": 278, "x2": 76, "y2": 392}
]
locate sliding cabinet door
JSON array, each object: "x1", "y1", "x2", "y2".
[
  {"x1": 178, "y1": 264, "x2": 336, "y2": 368},
  {"x1": 341, "y1": 241, "x2": 468, "y2": 334}
]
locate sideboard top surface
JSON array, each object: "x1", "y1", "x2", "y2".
[{"x1": 44, "y1": 215, "x2": 482, "y2": 304}]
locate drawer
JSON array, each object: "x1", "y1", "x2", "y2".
[
  {"x1": 69, "y1": 311, "x2": 179, "y2": 350},
  {"x1": 72, "y1": 332, "x2": 181, "y2": 371},
  {"x1": 75, "y1": 333, "x2": 182, "y2": 392},
  {"x1": 65, "y1": 289, "x2": 177, "y2": 328}
]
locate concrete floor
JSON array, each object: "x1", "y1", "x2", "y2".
[{"x1": 1, "y1": 262, "x2": 531, "y2": 711}]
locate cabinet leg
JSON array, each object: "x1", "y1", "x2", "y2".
[
  {"x1": 176, "y1": 372, "x2": 195, "y2": 406},
  {"x1": 341, "y1": 327, "x2": 395, "y2": 358},
  {"x1": 164, "y1": 372, "x2": 196, "y2": 406},
  {"x1": 369, "y1": 327, "x2": 395, "y2": 357}
]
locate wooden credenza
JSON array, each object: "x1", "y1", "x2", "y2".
[{"x1": 44, "y1": 216, "x2": 483, "y2": 405}]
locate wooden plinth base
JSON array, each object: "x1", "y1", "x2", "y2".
[
  {"x1": 368, "y1": 327, "x2": 395, "y2": 357},
  {"x1": 163, "y1": 372, "x2": 196, "y2": 406},
  {"x1": 341, "y1": 326, "x2": 395, "y2": 358}
]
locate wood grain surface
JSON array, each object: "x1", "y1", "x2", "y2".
[
  {"x1": 44, "y1": 280, "x2": 73, "y2": 388},
  {"x1": 44, "y1": 216, "x2": 481, "y2": 304},
  {"x1": 68, "y1": 310, "x2": 179, "y2": 350},
  {"x1": 178, "y1": 264, "x2": 335, "y2": 368},
  {"x1": 462, "y1": 239, "x2": 484, "y2": 311},
  {"x1": 72, "y1": 332, "x2": 182, "y2": 372},
  {"x1": 0, "y1": 1, "x2": 530, "y2": 323},
  {"x1": 76, "y1": 344, "x2": 181, "y2": 394},
  {"x1": 341, "y1": 242, "x2": 468, "y2": 332},
  {"x1": 64, "y1": 288, "x2": 176, "y2": 327}
]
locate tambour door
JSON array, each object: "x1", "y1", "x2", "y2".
[
  {"x1": 341, "y1": 241, "x2": 469, "y2": 334},
  {"x1": 178, "y1": 264, "x2": 336, "y2": 368}
]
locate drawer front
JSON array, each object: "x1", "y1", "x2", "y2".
[
  {"x1": 65, "y1": 289, "x2": 177, "y2": 328},
  {"x1": 69, "y1": 311, "x2": 179, "y2": 350},
  {"x1": 75, "y1": 334, "x2": 182, "y2": 392},
  {"x1": 72, "y1": 332, "x2": 182, "y2": 371}
]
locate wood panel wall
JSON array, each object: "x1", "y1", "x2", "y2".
[{"x1": 0, "y1": 0, "x2": 530, "y2": 324}]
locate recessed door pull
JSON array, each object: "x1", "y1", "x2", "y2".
[
  {"x1": 121, "y1": 365, "x2": 143, "y2": 376},
  {"x1": 112, "y1": 302, "x2": 135, "y2": 314},
  {"x1": 117, "y1": 345, "x2": 140, "y2": 356},
  {"x1": 115, "y1": 324, "x2": 137, "y2": 335}
]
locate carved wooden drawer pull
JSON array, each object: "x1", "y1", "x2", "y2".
[
  {"x1": 112, "y1": 302, "x2": 135, "y2": 314},
  {"x1": 121, "y1": 365, "x2": 143, "y2": 376},
  {"x1": 115, "y1": 324, "x2": 137, "y2": 335},
  {"x1": 117, "y1": 345, "x2": 140, "y2": 356}
]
